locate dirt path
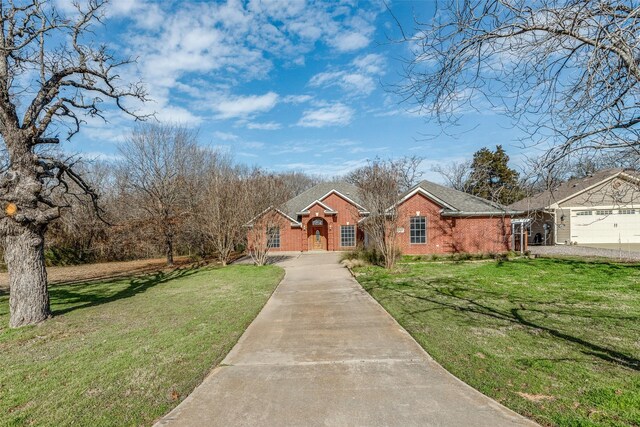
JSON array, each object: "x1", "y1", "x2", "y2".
[{"x1": 0, "y1": 256, "x2": 195, "y2": 291}]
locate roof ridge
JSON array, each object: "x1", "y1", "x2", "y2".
[
  {"x1": 418, "y1": 179, "x2": 510, "y2": 211},
  {"x1": 284, "y1": 181, "x2": 363, "y2": 219},
  {"x1": 509, "y1": 168, "x2": 627, "y2": 210}
]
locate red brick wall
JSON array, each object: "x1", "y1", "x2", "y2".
[
  {"x1": 248, "y1": 191, "x2": 512, "y2": 254},
  {"x1": 247, "y1": 211, "x2": 302, "y2": 252},
  {"x1": 321, "y1": 193, "x2": 362, "y2": 251},
  {"x1": 250, "y1": 192, "x2": 365, "y2": 252},
  {"x1": 396, "y1": 193, "x2": 512, "y2": 254}
]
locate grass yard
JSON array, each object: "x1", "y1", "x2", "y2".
[
  {"x1": 0, "y1": 264, "x2": 283, "y2": 426},
  {"x1": 353, "y1": 258, "x2": 640, "y2": 427}
]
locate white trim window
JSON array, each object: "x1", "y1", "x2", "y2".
[
  {"x1": 619, "y1": 209, "x2": 636, "y2": 215},
  {"x1": 410, "y1": 216, "x2": 427, "y2": 244},
  {"x1": 575, "y1": 210, "x2": 593, "y2": 216},
  {"x1": 595, "y1": 210, "x2": 613, "y2": 215},
  {"x1": 267, "y1": 226, "x2": 280, "y2": 248},
  {"x1": 340, "y1": 225, "x2": 356, "y2": 247}
]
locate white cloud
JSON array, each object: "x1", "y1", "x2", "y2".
[
  {"x1": 309, "y1": 53, "x2": 385, "y2": 96},
  {"x1": 272, "y1": 138, "x2": 363, "y2": 155},
  {"x1": 246, "y1": 121, "x2": 282, "y2": 130},
  {"x1": 56, "y1": 0, "x2": 164, "y2": 29},
  {"x1": 55, "y1": 0, "x2": 381, "y2": 135},
  {"x1": 297, "y1": 103, "x2": 354, "y2": 128},
  {"x1": 154, "y1": 105, "x2": 203, "y2": 125},
  {"x1": 241, "y1": 141, "x2": 265, "y2": 149},
  {"x1": 352, "y1": 53, "x2": 385, "y2": 74},
  {"x1": 328, "y1": 14, "x2": 375, "y2": 52},
  {"x1": 283, "y1": 94, "x2": 313, "y2": 104},
  {"x1": 213, "y1": 92, "x2": 279, "y2": 119},
  {"x1": 213, "y1": 131, "x2": 239, "y2": 141},
  {"x1": 237, "y1": 151, "x2": 260, "y2": 158},
  {"x1": 277, "y1": 158, "x2": 368, "y2": 177},
  {"x1": 80, "y1": 151, "x2": 124, "y2": 162},
  {"x1": 331, "y1": 32, "x2": 371, "y2": 52},
  {"x1": 118, "y1": 1, "x2": 381, "y2": 116}
]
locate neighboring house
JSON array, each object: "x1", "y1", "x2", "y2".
[
  {"x1": 248, "y1": 180, "x2": 521, "y2": 254},
  {"x1": 509, "y1": 168, "x2": 640, "y2": 245}
]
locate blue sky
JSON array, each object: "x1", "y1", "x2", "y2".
[{"x1": 58, "y1": 0, "x2": 531, "y2": 182}]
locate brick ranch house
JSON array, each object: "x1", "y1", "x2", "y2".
[{"x1": 248, "y1": 181, "x2": 524, "y2": 254}]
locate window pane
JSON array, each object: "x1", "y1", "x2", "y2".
[
  {"x1": 340, "y1": 225, "x2": 355, "y2": 247},
  {"x1": 410, "y1": 216, "x2": 426, "y2": 244},
  {"x1": 267, "y1": 226, "x2": 280, "y2": 248}
]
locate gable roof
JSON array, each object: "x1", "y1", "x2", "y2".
[
  {"x1": 299, "y1": 199, "x2": 336, "y2": 214},
  {"x1": 283, "y1": 181, "x2": 365, "y2": 219},
  {"x1": 282, "y1": 179, "x2": 519, "y2": 221},
  {"x1": 509, "y1": 168, "x2": 639, "y2": 211},
  {"x1": 245, "y1": 205, "x2": 303, "y2": 227},
  {"x1": 399, "y1": 180, "x2": 519, "y2": 216}
]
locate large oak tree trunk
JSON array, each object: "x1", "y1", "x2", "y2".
[
  {"x1": 5, "y1": 227, "x2": 50, "y2": 328},
  {"x1": 2, "y1": 137, "x2": 56, "y2": 328},
  {"x1": 166, "y1": 236, "x2": 174, "y2": 266}
]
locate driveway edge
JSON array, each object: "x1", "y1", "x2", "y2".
[{"x1": 344, "y1": 262, "x2": 540, "y2": 426}]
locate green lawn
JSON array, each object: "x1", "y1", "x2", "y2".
[
  {"x1": 0, "y1": 264, "x2": 283, "y2": 426},
  {"x1": 354, "y1": 258, "x2": 640, "y2": 427}
]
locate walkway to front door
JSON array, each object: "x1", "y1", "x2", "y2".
[{"x1": 156, "y1": 253, "x2": 537, "y2": 426}]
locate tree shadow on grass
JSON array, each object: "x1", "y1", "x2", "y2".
[
  {"x1": 366, "y1": 276, "x2": 640, "y2": 371},
  {"x1": 508, "y1": 257, "x2": 640, "y2": 271},
  {"x1": 264, "y1": 255, "x2": 295, "y2": 265},
  {"x1": 234, "y1": 255, "x2": 295, "y2": 265},
  {"x1": 50, "y1": 266, "x2": 203, "y2": 316}
]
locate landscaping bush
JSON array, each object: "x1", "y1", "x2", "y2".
[
  {"x1": 340, "y1": 247, "x2": 397, "y2": 267},
  {"x1": 340, "y1": 250, "x2": 361, "y2": 262}
]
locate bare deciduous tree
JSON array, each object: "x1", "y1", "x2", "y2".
[
  {"x1": 118, "y1": 124, "x2": 198, "y2": 267},
  {"x1": 397, "y1": 0, "x2": 640, "y2": 168},
  {"x1": 278, "y1": 171, "x2": 321, "y2": 197},
  {"x1": 194, "y1": 153, "x2": 251, "y2": 265},
  {"x1": 348, "y1": 157, "x2": 423, "y2": 269},
  {"x1": 246, "y1": 171, "x2": 291, "y2": 266},
  {"x1": 45, "y1": 160, "x2": 112, "y2": 263},
  {"x1": 391, "y1": 155, "x2": 424, "y2": 192},
  {"x1": 432, "y1": 160, "x2": 472, "y2": 192},
  {"x1": 0, "y1": 1, "x2": 147, "y2": 327}
]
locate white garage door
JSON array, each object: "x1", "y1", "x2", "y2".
[{"x1": 571, "y1": 209, "x2": 640, "y2": 244}]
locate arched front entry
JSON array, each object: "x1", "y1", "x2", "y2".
[{"x1": 307, "y1": 217, "x2": 328, "y2": 250}]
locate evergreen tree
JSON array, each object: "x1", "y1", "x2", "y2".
[{"x1": 466, "y1": 146, "x2": 522, "y2": 205}]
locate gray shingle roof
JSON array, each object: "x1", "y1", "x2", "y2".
[
  {"x1": 509, "y1": 168, "x2": 637, "y2": 211},
  {"x1": 283, "y1": 181, "x2": 364, "y2": 221},
  {"x1": 283, "y1": 179, "x2": 519, "y2": 222},
  {"x1": 404, "y1": 180, "x2": 519, "y2": 215}
]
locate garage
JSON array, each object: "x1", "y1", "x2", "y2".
[{"x1": 571, "y1": 208, "x2": 640, "y2": 244}]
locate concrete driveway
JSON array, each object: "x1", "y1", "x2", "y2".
[{"x1": 156, "y1": 252, "x2": 536, "y2": 426}]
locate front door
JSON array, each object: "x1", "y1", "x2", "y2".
[
  {"x1": 313, "y1": 229, "x2": 323, "y2": 250},
  {"x1": 308, "y1": 218, "x2": 327, "y2": 250}
]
